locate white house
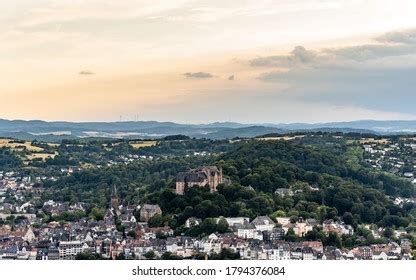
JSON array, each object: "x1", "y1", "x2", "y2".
[
  {"x1": 184, "y1": 217, "x2": 202, "y2": 228},
  {"x1": 237, "y1": 222, "x2": 256, "y2": 239},
  {"x1": 293, "y1": 221, "x2": 313, "y2": 237},
  {"x1": 225, "y1": 217, "x2": 250, "y2": 227},
  {"x1": 268, "y1": 245, "x2": 291, "y2": 260},
  {"x1": 372, "y1": 252, "x2": 388, "y2": 260},
  {"x1": 251, "y1": 216, "x2": 275, "y2": 231},
  {"x1": 276, "y1": 217, "x2": 291, "y2": 226}
]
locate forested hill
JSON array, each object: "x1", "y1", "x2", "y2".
[
  {"x1": 218, "y1": 140, "x2": 415, "y2": 197},
  {"x1": 42, "y1": 138, "x2": 415, "y2": 235}
]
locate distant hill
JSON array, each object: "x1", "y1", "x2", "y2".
[
  {"x1": 293, "y1": 127, "x2": 377, "y2": 134},
  {"x1": 267, "y1": 120, "x2": 416, "y2": 133},
  {"x1": 0, "y1": 118, "x2": 415, "y2": 141},
  {"x1": 204, "y1": 126, "x2": 285, "y2": 139}
]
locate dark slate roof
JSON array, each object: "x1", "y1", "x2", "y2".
[
  {"x1": 176, "y1": 172, "x2": 207, "y2": 183},
  {"x1": 176, "y1": 166, "x2": 221, "y2": 183},
  {"x1": 252, "y1": 216, "x2": 275, "y2": 226}
]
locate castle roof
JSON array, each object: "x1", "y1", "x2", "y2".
[{"x1": 176, "y1": 166, "x2": 221, "y2": 183}]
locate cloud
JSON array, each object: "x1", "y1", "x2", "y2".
[
  {"x1": 79, "y1": 70, "x2": 95, "y2": 75},
  {"x1": 252, "y1": 28, "x2": 416, "y2": 117},
  {"x1": 250, "y1": 46, "x2": 316, "y2": 67},
  {"x1": 228, "y1": 75, "x2": 234, "y2": 80},
  {"x1": 255, "y1": 29, "x2": 416, "y2": 83},
  {"x1": 323, "y1": 44, "x2": 416, "y2": 61},
  {"x1": 184, "y1": 72, "x2": 214, "y2": 79},
  {"x1": 251, "y1": 29, "x2": 416, "y2": 69},
  {"x1": 257, "y1": 71, "x2": 290, "y2": 82},
  {"x1": 257, "y1": 63, "x2": 416, "y2": 114},
  {"x1": 376, "y1": 28, "x2": 416, "y2": 45}
]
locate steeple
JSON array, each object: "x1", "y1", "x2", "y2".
[
  {"x1": 111, "y1": 185, "x2": 119, "y2": 211},
  {"x1": 111, "y1": 185, "x2": 118, "y2": 198}
]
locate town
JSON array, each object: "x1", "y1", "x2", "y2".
[{"x1": 0, "y1": 134, "x2": 415, "y2": 260}]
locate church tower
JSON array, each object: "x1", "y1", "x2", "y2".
[{"x1": 110, "y1": 185, "x2": 120, "y2": 211}]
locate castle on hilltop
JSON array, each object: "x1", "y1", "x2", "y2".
[{"x1": 175, "y1": 166, "x2": 223, "y2": 195}]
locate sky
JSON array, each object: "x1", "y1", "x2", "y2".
[{"x1": 2, "y1": 0, "x2": 416, "y2": 123}]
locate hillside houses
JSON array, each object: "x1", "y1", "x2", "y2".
[
  {"x1": 0, "y1": 212, "x2": 413, "y2": 260},
  {"x1": 362, "y1": 138, "x2": 416, "y2": 182},
  {"x1": 323, "y1": 220, "x2": 354, "y2": 236}
]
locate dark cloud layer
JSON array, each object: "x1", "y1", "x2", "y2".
[
  {"x1": 252, "y1": 28, "x2": 416, "y2": 117},
  {"x1": 250, "y1": 46, "x2": 316, "y2": 67},
  {"x1": 251, "y1": 29, "x2": 416, "y2": 70},
  {"x1": 324, "y1": 44, "x2": 416, "y2": 61},
  {"x1": 376, "y1": 28, "x2": 416, "y2": 44},
  {"x1": 184, "y1": 72, "x2": 214, "y2": 79}
]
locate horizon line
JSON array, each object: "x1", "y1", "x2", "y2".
[{"x1": 1, "y1": 118, "x2": 416, "y2": 126}]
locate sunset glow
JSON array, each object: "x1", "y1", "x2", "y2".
[{"x1": 2, "y1": 0, "x2": 416, "y2": 123}]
